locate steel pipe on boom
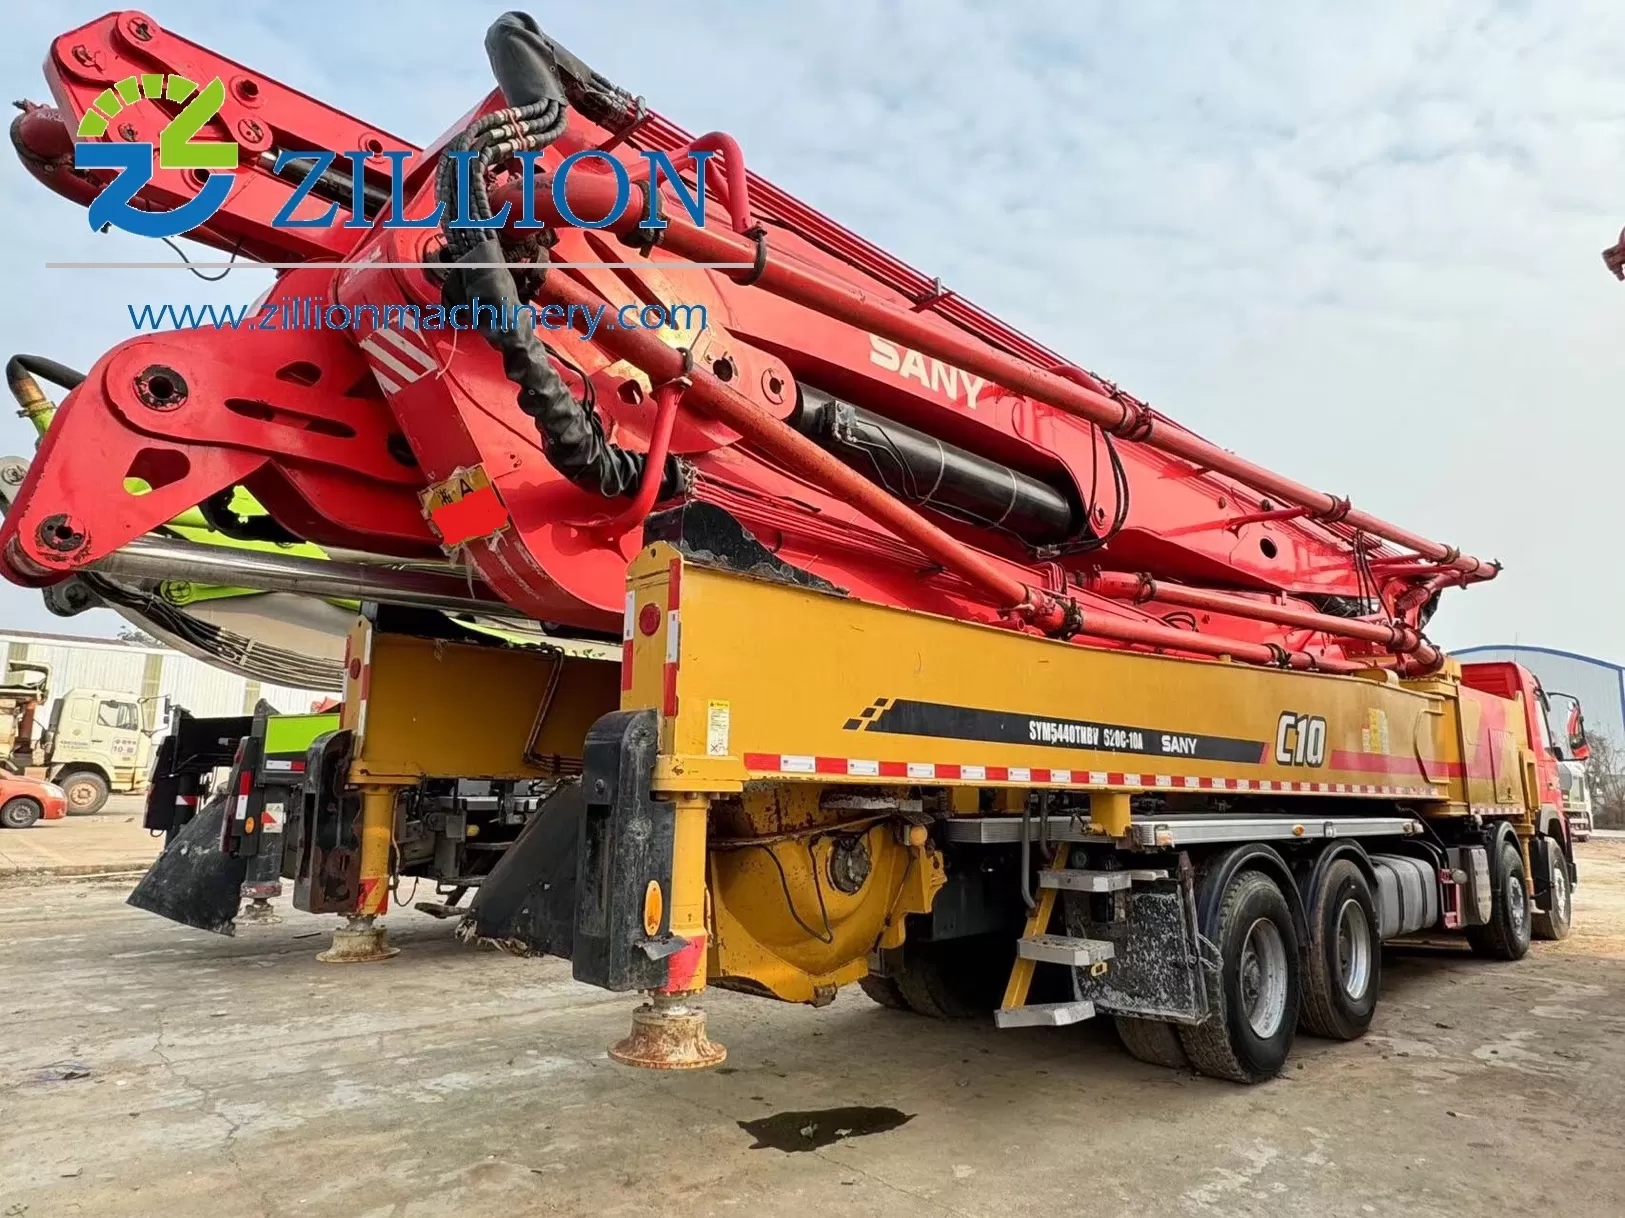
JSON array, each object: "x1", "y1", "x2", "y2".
[
  {"x1": 89, "y1": 537, "x2": 524, "y2": 618},
  {"x1": 1081, "y1": 571, "x2": 1441, "y2": 671},
  {"x1": 536, "y1": 272, "x2": 1364, "y2": 675},
  {"x1": 504, "y1": 171, "x2": 1494, "y2": 585}
]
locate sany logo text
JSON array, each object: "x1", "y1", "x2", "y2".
[{"x1": 868, "y1": 335, "x2": 989, "y2": 409}]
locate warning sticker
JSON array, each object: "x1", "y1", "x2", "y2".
[
  {"x1": 706, "y1": 700, "x2": 730, "y2": 757},
  {"x1": 262, "y1": 801, "x2": 285, "y2": 835},
  {"x1": 420, "y1": 465, "x2": 509, "y2": 546}
]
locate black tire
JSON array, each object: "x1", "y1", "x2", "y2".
[
  {"x1": 1532, "y1": 837, "x2": 1573, "y2": 942},
  {"x1": 858, "y1": 973, "x2": 911, "y2": 1011},
  {"x1": 887, "y1": 935, "x2": 1013, "y2": 1019},
  {"x1": 61, "y1": 771, "x2": 109, "y2": 815},
  {"x1": 1178, "y1": 870, "x2": 1301, "y2": 1083},
  {"x1": 1114, "y1": 1015, "x2": 1191, "y2": 1069},
  {"x1": 0, "y1": 797, "x2": 41, "y2": 829},
  {"x1": 1467, "y1": 838, "x2": 1532, "y2": 961},
  {"x1": 1300, "y1": 859, "x2": 1381, "y2": 1041}
]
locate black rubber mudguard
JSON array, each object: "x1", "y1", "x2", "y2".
[
  {"x1": 462, "y1": 780, "x2": 586, "y2": 957},
  {"x1": 126, "y1": 797, "x2": 244, "y2": 936}
]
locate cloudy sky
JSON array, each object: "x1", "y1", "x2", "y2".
[{"x1": 1, "y1": 1, "x2": 1621, "y2": 662}]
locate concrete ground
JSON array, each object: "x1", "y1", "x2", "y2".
[
  {"x1": 3, "y1": 844, "x2": 1624, "y2": 1217},
  {"x1": 0, "y1": 794, "x2": 159, "y2": 876}
]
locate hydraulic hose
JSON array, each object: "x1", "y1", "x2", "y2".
[
  {"x1": 6, "y1": 355, "x2": 86, "y2": 436},
  {"x1": 436, "y1": 16, "x2": 680, "y2": 500},
  {"x1": 439, "y1": 242, "x2": 684, "y2": 500}
]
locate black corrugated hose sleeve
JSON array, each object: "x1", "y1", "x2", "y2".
[{"x1": 441, "y1": 242, "x2": 683, "y2": 500}]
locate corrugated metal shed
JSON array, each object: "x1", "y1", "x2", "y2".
[{"x1": 0, "y1": 629, "x2": 330, "y2": 738}]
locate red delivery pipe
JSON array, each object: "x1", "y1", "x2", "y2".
[
  {"x1": 538, "y1": 271, "x2": 1363, "y2": 675},
  {"x1": 10, "y1": 104, "x2": 101, "y2": 211},
  {"x1": 506, "y1": 171, "x2": 1494, "y2": 584},
  {"x1": 595, "y1": 382, "x2": 683, "y2": 539},
  {"x1": 1082, "y1": 571, "x2": 1439, "y2": 668}
]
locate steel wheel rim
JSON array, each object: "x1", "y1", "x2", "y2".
[
  {"x1": 1506, "y1": 871, "x2": 1528, "y2": 935},
  {"x1": 1239, "y1": 917, "x2": 1289, "y2": 1038},
  {"x1": 1552, "y1": 861, "x2": 1569, "y2": 919},
  {"x1": 1335, "y1": 897, "x2": 1372, "y2": 1000},
  {"x1": 66, "y1": 784, "x2": 95, "y2": 809}
]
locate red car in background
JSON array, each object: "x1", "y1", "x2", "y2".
[{"x1": 0, "y1": 773, "x2": 68, "y2": 828}]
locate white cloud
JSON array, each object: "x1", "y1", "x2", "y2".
[{"x1": 0, "y1": 0, "x2": 1620, "y2": 661}]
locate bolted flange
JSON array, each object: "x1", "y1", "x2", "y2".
[
  {"x1": 609, "y1": 995, "x2": 726, "y2": 1070},
  {"x1": 316, "y1": 915, "x2": 399, "y2": 964}
]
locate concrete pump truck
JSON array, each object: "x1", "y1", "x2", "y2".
[{"x1": 2, "y1": 9, "x2": 1579, "y2": 1083}]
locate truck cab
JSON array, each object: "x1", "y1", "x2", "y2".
[
  {"x1": 1457, "y1": 662, "x2": 1569, "y2": 823},
  {"x1": 40, "y1": 688, "x2": 157, "y2": 813}
]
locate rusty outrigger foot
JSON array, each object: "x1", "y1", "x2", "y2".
[
  {"x1": 237, "y1": 898, "x2": 282, "y2": 926},
  {"x1": 316, "y1": 914, "x2": 400, "y2": 963},
  {"x1": 609, "y1": 994, "x2": 727, "y2": 1070}
]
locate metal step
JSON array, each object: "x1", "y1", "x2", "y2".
[
  {"x1": 1016, "y1": 934, "x2": 1115, "y2": 967},
  {"x1": 995, "y1": 999, "x2": 1096, "y2": 1029},
  {"x1": 1037, "y1": 868, "x2": 1169, "y2": 893}
]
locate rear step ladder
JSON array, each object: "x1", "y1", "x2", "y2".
[{"x1": 995, "y1": 847, "x2": 1167, "y2": 1029}]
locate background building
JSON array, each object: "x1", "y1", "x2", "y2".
[{"x1": 1, "y1": 628, "x2": 331, "y2": 738}]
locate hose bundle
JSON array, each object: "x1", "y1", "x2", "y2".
[{"x1": 435, "y1": 15, "x2": 683, "y2": 503}]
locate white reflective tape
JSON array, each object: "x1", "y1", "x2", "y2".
[
  {"x1": 360, "y1": 337, "x2": 425, "y2": 385},
  {"x1": 960, "y1": 764, "x2": 986, "y2": 780},
  {"x1": 907, "y1": 762, "x2": 936, "y2": 779},
  {"x1": 1088, "y1": 771, "x2": 1109, "y2": 784},
  {"x1": 1049, "y1": 768, "x2": 1071, "y2": 784},
  {"x1": 1008, "y1": 767, "x2": 1031, "y2": 782},
  {"x1": 780, "y1": 755, "x2": 815, "y2": 774},
  {"x1": 622, "y1": 592, "x2": 636, "y2": 642},
  {"x1": 665, "y1": 611, "x2": 680, "y2": 662},
  {"x1": 372, "y1": 325, "x2": 439, "y2": 373},
  {"x1": 372, "y1": 368, "x2": 403, "y2": 395},
  {"x1": 847, "y1": 759, "x2": 880, "y2": 777}
]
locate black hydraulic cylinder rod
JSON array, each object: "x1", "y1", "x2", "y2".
[{"x1": 793, "y1": 386, "x2": 1079, "y2": 545}]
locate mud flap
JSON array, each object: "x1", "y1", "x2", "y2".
[
  {"x1": 1065, "y1": 870, "x2": 1214, "y2": 1024},
  {"x1": 571, "y1": 708, "x2": 675, "y2": 992},
  {"x1": 126, "y1": 796, "x2": 244, "y2": 936},
  {"x1": 461, "y1": 781, "x2": 585, "y2": 956}
]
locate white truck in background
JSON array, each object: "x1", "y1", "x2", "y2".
[
  {"x1": 0, "y1": 663, "x2": 161, "y2": 814},
  {"x1": 1559, "y1": 760, "x2": 1594, "y2": 841}
]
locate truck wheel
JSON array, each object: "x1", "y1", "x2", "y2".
[
  {"x1": 1300, "y1": 859, "x2": 1381, "y2": 1041},
  {"x1": 1531, "y1": 838, "x2": 1573, "y2": 942},
  {"x1": 1467, "y1": 838, "x2": 1532, "y2": 961},
  {"x1": 873, "y1": 935, "x2": 1011, "y2": 1019},
  {"x1": 1178, "y1": 870, "x2": 1301, "y2": 1083},
  {"x1": 61, "y1": 771, "x2": 109, "y2": 815},
  {"x1": 1114, "y1": 1016, "x2": 1190, "y2": 1069},
  {"x1": 858, "y1": 973, "x2": 911, "y2": 1011},
  {"x1": 0, "y1": 797, "x2": 41, "y2": 829}
]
